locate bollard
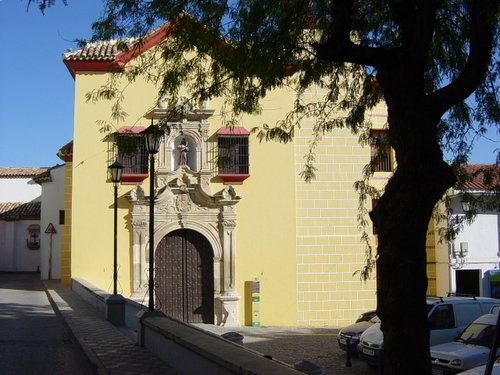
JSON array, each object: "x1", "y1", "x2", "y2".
[
  {"x1": 345, "y1": 337, "x2": 352, "y2": 367},
  {"x1": 221, "y1": 331, "x2": 244, "y2": 345}
]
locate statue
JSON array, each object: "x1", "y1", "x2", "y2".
[{"x1": 177, "y1": 138, "x2": 189, "y2": 166}]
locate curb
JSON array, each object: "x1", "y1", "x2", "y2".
[{"x1": 42, "y1": 281, "x2": 108, "y2": 375}]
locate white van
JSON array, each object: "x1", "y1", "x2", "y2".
[
  {"x1": 357, "y1": 297, "x2": 499, "y2": 367},
  {"x1": 431, "y1": 313, "x2": 500, "y2": 374}
]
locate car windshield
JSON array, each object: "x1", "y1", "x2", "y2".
[
  {"x1": 456, "y1": 322, "x2": 496, "y2": 348},
  {"x1": 369, "y1": 315, "x2": 380, "y2": 324}
]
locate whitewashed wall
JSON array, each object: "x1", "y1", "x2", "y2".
[
  {"x1": 39, "y1": 166, "x2": 65, "y2": 280},
  {"x1": 0, "y1": 178, "x2": 42, "y2": 202},
  {"x1": 448, "y1": 196, "x2": 500, "y2": 296},
  {"x1": 0, "y1": 175, "x2": 42, "y2": 271},
  {"x1": 0, "y1": 220, "x2": 41, "y2": 272}
]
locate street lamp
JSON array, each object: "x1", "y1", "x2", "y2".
[
  {"x1": 143, "y1": 124, "x2": 163, "y2": 311},
  {"x1": 106, "y1": 160, "x2": 125, "y2": 326},
  {"x1": 108, "y1": 161, "x2": 124, "y2": 295},
  {"x1": 461, "y1": 198, "x2": 471, "y2": 213}
]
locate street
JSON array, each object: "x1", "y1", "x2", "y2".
[
  {"x1": 198, "y1": 324, "x2": 380, "y2": 375},
  {"x1": 245, "y1": 333, "x2": 379, "y2": 375},
  {"x1": 0, "y1": 272, "x2": 96, "y2": 375}
]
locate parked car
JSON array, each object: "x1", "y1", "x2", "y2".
[
  {"x1": 457, "y1": 358, "x2": 500, "y2": 374},
  {"x1": 357, "y1": 297, "x2": 499, "y2": 367},
  {"x1": 431, "y1": 312, "x2": 500, "y2": 374},
  {"x1": 338, "y1": 313, "x2": 379, "y2": 353},
  {"x1": 356, "y1": 310, "x2": 377, "y2": 323}
]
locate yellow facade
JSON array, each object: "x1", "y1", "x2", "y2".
[
  {"x1": 64, "y1": 34, "x2": 442, "y2": 327},
  {"x1": 60, "y1": 162, "x2": 72, "y2": 286}
]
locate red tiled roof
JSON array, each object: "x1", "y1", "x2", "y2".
[
  {"x1": 63, "y1": 39, "x2": 131, "y2": 62},
  {"x1": 455, "y1": 164, "x2": 500, "y2": 191},
  {"x1": 115, "y1": 126, "x2": 146, "y2": 135},
  {"x1": 0, "y1": 202, "x2": 41, "y2": 221},
  {"x1": 62, "y1": 25, "x2": 172, "y2": 78},
  {"x1": 216, "y1": 126, "x2": 250, "y2": 136},
  {"x1": 0, "y1": 168, "x2": 48, "y2": 178},
  {"x1": 57, "y1": 141, "x2": 73, "y2": 162}
]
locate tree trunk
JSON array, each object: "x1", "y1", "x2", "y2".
[{"x1": 370, "y1": 83, "x2": 457, "y2": 374}]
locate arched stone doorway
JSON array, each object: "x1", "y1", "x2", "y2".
[
  {"x1": 129, "y1": 99, "x2": 242, "y2": 326},
  {"x1": 156, "y1": 229, "x2": 214, "y2": 323}
]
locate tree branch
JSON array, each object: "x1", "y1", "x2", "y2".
[
  {"x1": 428, "y1": 0, "x2": 498, "y2": 117},
  {"x1": 315, "y1": 0, "x2": 391, "y2": 66}
]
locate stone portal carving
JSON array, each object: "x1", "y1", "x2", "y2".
[{"x1": 130, "y1": 99, "x2": 241, "y2": 326}]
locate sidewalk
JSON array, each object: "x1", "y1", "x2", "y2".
[
  {"x1": 41, "y1": 280, "x2": 371, "y2": 375},
  {"x1": 43, "y1": 281, "x2": 177, "y2": 375}
]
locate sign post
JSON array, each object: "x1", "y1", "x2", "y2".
[{"x1": 45, "y1": 223, "x2": 57, "y2": 280}]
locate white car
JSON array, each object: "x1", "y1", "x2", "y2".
[
  {"x1": 431, "y1": 313, "x2": 499, "y2": 374},
  {"x1": 457, "y1": 362, "x2": 500, "y2": 374},
  {"x1": 357, "y1": 296, "x2": 499, "y2": 367}
]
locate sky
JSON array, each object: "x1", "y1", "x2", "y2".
[
  {"x1": 0, "y1": 0, "x2": 498, "y2": 168},
  {"x1": 0, "y1": 0, "x2": 104, "y2": 167}
]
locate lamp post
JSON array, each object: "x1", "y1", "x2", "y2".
[
  {"x1": 106, "y1": 160, "x2": 125, "y2": 326},
  {"x1": 108, "y1": 161, "x2": 124, "y2": 295},
  {"x1": 143, "y1": 124, "x2": 162, "y2": 311}
]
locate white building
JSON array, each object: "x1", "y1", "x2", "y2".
[
  {"x1": 0, "y1": 167, "x2": 47, "y2": 272},
  {"x1": 447, "y1": 164, "x2": 500, "y2": 297},
  {"x1": 34, "y1": 165, "x2": 65, "y2": 280}
]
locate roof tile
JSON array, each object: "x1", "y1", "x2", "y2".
[
  {"x1": 456, "y1": 164, "x2": 500, "y2": 191},
  {"x1": 63, "y1": 39, "x2": 132, "y2": 61},
  {"x1": 0, "y1": 202, "x2": 41, "y2": 220},
  {"x1": 0, "y1": 167, "x2": 48, "y2": 178}
]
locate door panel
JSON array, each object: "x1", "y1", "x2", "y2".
[{"x1": 156, "y1": 229, "x2": 214, "y2": 323}]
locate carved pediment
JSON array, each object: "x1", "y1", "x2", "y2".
[{"x1": 129, "y1": 167, "x2": 240, "y2": 215}]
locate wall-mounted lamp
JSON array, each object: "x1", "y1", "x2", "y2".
[
  {"x1": 461, "y1": 197, "x2": 471, "y2": 213},
  {"x1": 450, "y1": 242, "x2": 469, "y2": 269}
]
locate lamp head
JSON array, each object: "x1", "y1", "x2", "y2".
[
  {"x1": 143, "y1": 125, "x2": 163, "y2": 154},
  {"x1": 108, "y1": 161, "x2": 124, "y2": 183}
]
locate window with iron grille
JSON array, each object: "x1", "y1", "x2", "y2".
[
  {"x1": 370, "y1": 129, "x2": 393, "y2": 172},
  {"x1": 116, "y1": 134, "x2": 148, "y2": 175},
  {"x1": 108, "y1": 126, "x2": 149, "y2": 184},
  {"x1": 216, "y1": 127, "x2": 250, "y2": 184},
  {"x1": 218, "y1": 136, "x2": 249, "y2": 174}
]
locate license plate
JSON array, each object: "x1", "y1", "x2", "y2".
[
  {"x1": 431, "y1": 367, "x2": 443, "y2": 375},
  {"x1": 361, "y1": 347, "x2": 375, "y2": 356},
  {"x1": 339, "y1": 338, "x2": 347, "y2": 345}
]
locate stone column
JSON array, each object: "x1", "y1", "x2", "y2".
[
  {"x1": 217, "y1": 208, "x2": 240, "y2": 327},
  {"x1": 131, "y1": 219, "x2": 148, "y2": 294}
]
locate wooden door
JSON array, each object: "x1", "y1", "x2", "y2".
[{"x1": 156, "y1": 229, "x2": 214, "y2": 323}]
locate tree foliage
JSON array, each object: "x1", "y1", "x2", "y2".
[{"x1": 31, "y1": 1, "x2": 499, "y2": 374}]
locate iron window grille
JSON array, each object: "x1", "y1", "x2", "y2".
[
  {"x1": 107, "y1": 128, "x2": 149, "y2": 183},
  {"x1": 370, "y1": 129, "x2": 393, "y2": 172},
  {"x1": 214, "y1": 127, "x2": 250, "y2": 185},
  {"x1": 218, "y1": 135, "x2": 249, "y2": 175}
]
